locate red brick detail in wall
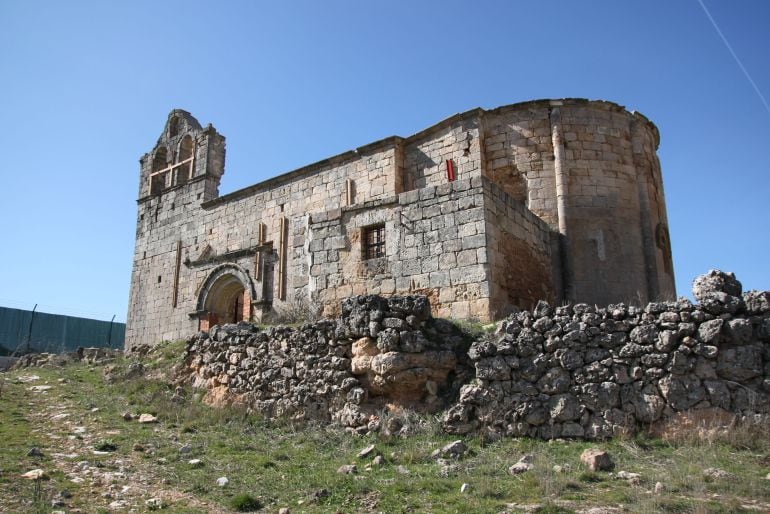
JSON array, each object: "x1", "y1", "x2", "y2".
[
  {"x1": 199, "y1": 312, "x2": 220, "y2": 332},
  {"x1": 242, "y1": 290, "x2": 251, "y2": 321}
]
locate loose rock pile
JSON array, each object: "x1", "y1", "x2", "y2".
[
  {"x1": 443, "y1": 270, "x2": 770, "y2": 439},
  {"x1": 184, "y1": 295, "x2": 470, "y2": 431},
  {"x1": 12, "y1": 347, "x2": 120, "y2": 369}
]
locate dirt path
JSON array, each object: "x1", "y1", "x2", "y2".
[{"x1": 20, "y1": 374, "x2": 226, "y2": 513}]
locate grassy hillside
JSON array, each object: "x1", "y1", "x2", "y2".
[{"x1": 1, "y1": 341, "x2": 768, "y2": 513}]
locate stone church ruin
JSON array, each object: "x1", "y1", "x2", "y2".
[
  {"x1": 126, "y1": 101, "x2": 769, "y2": 439},
  {"x1": 127, "y1": 99, "x2": 675, "y2": 348}
]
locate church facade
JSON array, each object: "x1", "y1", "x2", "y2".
[{"x1": 126, "y1": 99, "x2": 675, "y2": 348}]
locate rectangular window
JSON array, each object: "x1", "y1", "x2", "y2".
[{"x1": 363, "y1": 224, "x2": 386, "y2": 260}]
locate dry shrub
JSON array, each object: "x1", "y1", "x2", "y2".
[
  {"x1": 377, "y1": 404, "x2": 443, "y2": 438},
  {"x1": 654, "y1": 408, "x2": 770, "y2": 450},
  {"x1": 264, "y1": 291, "x2": 321, "y2": 325}
]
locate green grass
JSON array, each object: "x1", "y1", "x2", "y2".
[
  {"x1": 93, "y1": 439, "x2": 118, "y2": 452},
  {"x1": 0, "y1": 372, "x2": 79, "y2": 512},
  {"x1": 451, "y1": 318, "x2": 495, "y2": 343},
  {"x1": 229, "y1": 492, "x2": 263, "y2": 511},
  {"x1": 1, "y1": 341, "x2": 769, "y2": 513}
]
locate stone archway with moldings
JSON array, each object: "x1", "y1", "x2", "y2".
[{"x1": 194, "y1": 264, "x2": 256, "y2": 330}]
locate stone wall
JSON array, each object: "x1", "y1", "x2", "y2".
[
  {"x1": 183, "y1": 271, "x2": 769, "y2": 440},
  {"x1": 308, "y1": 177, "x2": 546, "y2": 321},
  {"x1": 443, "y1": 270, "x2": 770, "y2": 439},
  {"x1": 183, "y1": 295, "x2": 471, "y2": 431},
  {"x1": 186, "y1": 320, "x2": 347, "y2": 421},
  {"x1": 403, "y1": 113, "x2": 482, "y2": 190},
  {"x1": 482, "y1": 100, "x2": 674, "y2": 305},
  {"x1": 482, "y1": 178, "x2": 556, "y2": 317},
  {"x1": 482, "y1": 103, "x2": 554, "y2": 222},
  {"x1": 128, "y1": 99, "x2": 676, "y2": 349}
]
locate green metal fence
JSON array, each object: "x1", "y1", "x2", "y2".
[{"x1": 0, "y1": 306, "x2": 125, "y2": 355}]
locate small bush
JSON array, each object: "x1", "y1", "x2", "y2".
[
  {"x1": 156, "y1": 339, "x2": 187, "y2": 361},
  {"x1": 229, "y1": 493, "x2": 262, "y2": 512},
  {"x1": 260, "y1": 290, "x2": 320, "y2": 325},
  {"x1": 451, "y1": 318, "x2": 491, "y2": 342},
  {"x1": 94, "y1": 440, "x2": 118, "y2": 452},
  {"x1": 374, "y1": 408, "x2": 445, "y2": 440}
]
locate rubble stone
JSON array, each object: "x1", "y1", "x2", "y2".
[
  {"x1": 177, "y1": 272, "x2": 768, "y2": 441},
  {"x1": 442, "y1": 271, "x2": 770, "y2": 439},
  {"x1": 184, "y1": 296, "x2": 470, "y2": 426},
  {"x1": 580, "y1": 449, "x2": 614, "y2": 471}
]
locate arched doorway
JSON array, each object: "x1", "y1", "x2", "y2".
[
  {"x1": 195, "y1": 264, "x2": 255, "y2": 330},
  {"x1": 204, "y1": 274, "x2": 246, "y2": 325}
]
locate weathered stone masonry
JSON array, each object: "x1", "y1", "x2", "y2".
[
  {"x1": 127, "y1": 99, "x2": 675, "y2": 349},
  {"x1": 181, "y1": 271, "x2": 770, "y2": 439},
  {"x1": 183, "y1": 295, "x2": 473, "y2": 426},
  {"x1": 443, "y1": 270, "x2": 770, "y2": 439}
]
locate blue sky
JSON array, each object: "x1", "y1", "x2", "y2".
[{"x1": 1, "y1": 1, "x2": 768, "y2": 322}]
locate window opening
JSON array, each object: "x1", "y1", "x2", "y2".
[
  {"x1": 277, "y1": 216, "x2": 287, "y2": 300},
  {"x1": 345, "y1": 179, "x2": 355, "y2": 205},
  {"x1": 168, "y1": 116, "x2": 180, "y2": 138},
  {"x1": 149, "y1": 137, "x2": 196, "y2": 194},
  {"x1": 257, "y1": 222, "x2": 266, "y2": 244},
  {"x1": 363, "y1": 224, "x2": 386, "y2": 260},
  {"x1": 656, "y1": 223, "x2": 673, "y2": 274},
  {"x1": 150, "y1": 148, "x2": 168, "y2": 195},
  {"x1": 175, "y1": 135, "x2": 194, "y2": 185},
  {"x1": 172, "y1": 241, "x2": 182, "y2": 307}
]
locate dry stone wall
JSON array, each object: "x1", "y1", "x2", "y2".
[
  {"x1": 443, "y1": 270, "x2": 770, "y2": 439},
  {"x1": 186, "y1": 320, "x2": 348, "y2": 421},
  {"x1": 183, "y1": 270, "x2": 769, "y2": 440},
  {"x1": 183, "y1": 295, "x2": 472, "y2": 431}
]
